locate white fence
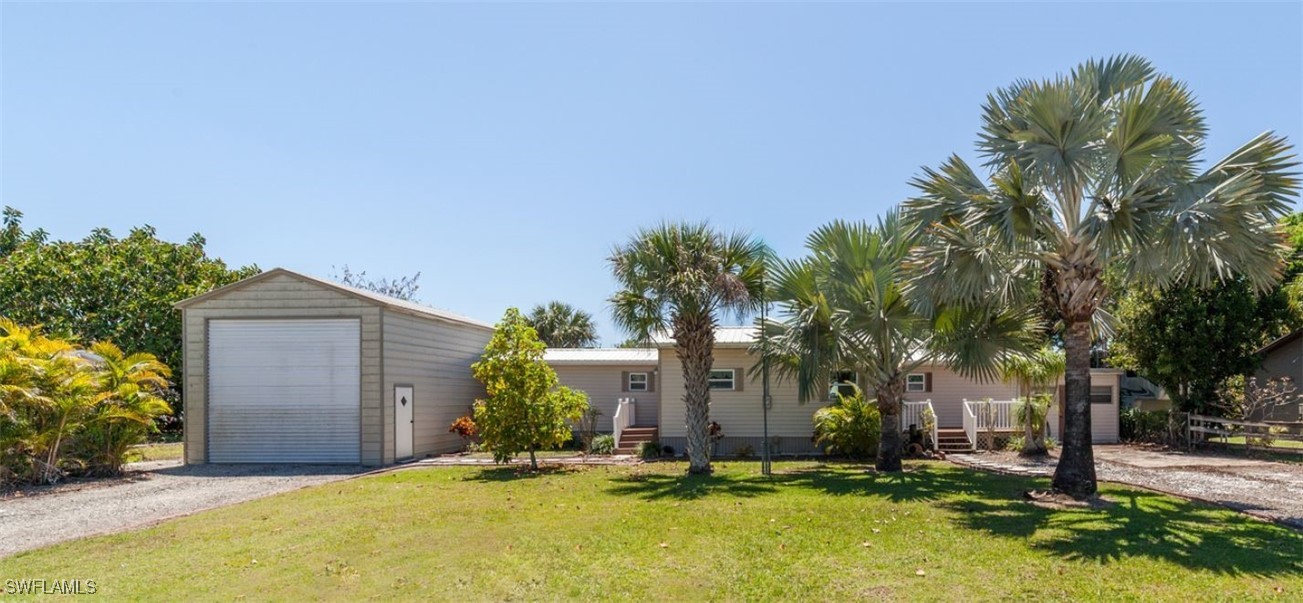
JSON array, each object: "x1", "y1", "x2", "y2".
[
  {"x1": 613, "y1": 398, "x2": 636, "y2": 449},
  {"x1": 901, "y1": 399, "x2": 937, "y2": 450},
  {"x1": 962, "y1": 399, "x2": 1018, "y2": 449}
]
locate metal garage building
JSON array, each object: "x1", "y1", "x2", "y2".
[{"x1": 176, "y1": 268, "x2": 493, "y2": 465}]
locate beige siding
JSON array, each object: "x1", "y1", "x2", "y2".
[
  {"x1": 659, "y1": 348, "x2": 822, "y2": 440},
  {"x1": 1257, "y1": 337, "x2": 1303, "y2": 421},
  {"x1": 181, "y1": 274, "x2": 384, "y2": 465},
  {"x1": 912, "y1": 365, "x2": 1018, "y2": 428},
  {"x1": 551, "y1": 365, "x2": 660, "y2": 430},
  {"x1": 382, "y1": 310, "x2": 493, "y2": 462},
  {"x1": 1046, "y1": 370, "x2": 1121, "y2": 444}
]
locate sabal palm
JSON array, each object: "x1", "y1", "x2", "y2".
[
  {"x1": 763, "y1": 215, "x2": 1034, "y2": 471},
  {"x1": 1001, "y1": 347, "x2": 1065, "y2": 456},
  {"x1": 609, "y1": 223, "x2": 768, "y2": 474},
  {"x1": 904, "y1": 55, "x2": 1299, "y2": 498},
  {"x1": 526, "y1": 302, "x2": 599, "y2": 348},
  {"x1": 82, "y1": 341, "x2": 172, "y2": 475}
]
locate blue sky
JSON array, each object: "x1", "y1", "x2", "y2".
[{"x1": 3, "y1": 2, "x2": 1300, "y2": 345}]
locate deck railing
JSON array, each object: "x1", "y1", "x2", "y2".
[
  {"x1": 613, "y1": 398, "x2": 636, "y2": 449},
  {"x1": 962, "y1": 399, "x2": 1018, "y2": 449},
  {"x1": 901, "y1": 399, "x2": 937, "y2": 450}
]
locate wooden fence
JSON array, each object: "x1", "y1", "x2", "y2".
[{"x1": 1188, "y1": 414, "x2": 1303, "y2": 450}]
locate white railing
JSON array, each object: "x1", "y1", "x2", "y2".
[
  {"x1": 613, "y1": 398, "x2": 636, "y2": 449},
  {"x1": 900, "y1": 399, "x2": 937, "y2": 450},
  {"x1": 963, "y1": 399, "x2": 1018, "y2": 449}
]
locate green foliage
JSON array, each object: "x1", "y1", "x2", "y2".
[
  {"x1": 1120, "y1": 408, "x2": 1175, "y2": 444},
  {"x1": 330, "y1": 265, "x2": 421, "y2": 301},
  {"x1": 811, "y1": 388, "x2": 883, "y2": 458},
  {"x1": 589, "y1": 434, "x2": 616, "y2": 455},
  {"x1": 471, "y1": 308, "x2": 590, "y2": 469},
  {"x1": 525, "y1": 301, "x2": 599, "y2": 348},
  {"x1": 1110, "y1": 279, "x2": 1294, "y2": 414},
  {"x1": 1, "y1": 320, "x2": 172, "y2": 485},
  {"x1": 0, "y1": 210, "x2": 257, "y2": 425},
  {"x1": 636, "y1": 440, "x2": 662, "y2": 460}
]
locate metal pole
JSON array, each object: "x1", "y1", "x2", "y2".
[{"x1": 761, "y1": 277, "x2": 772, "y2": 476}]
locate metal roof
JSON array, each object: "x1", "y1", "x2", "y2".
[
  {"x1": 543, "y1": 348, "x2": 659, "y2": 365},
  {"x1": 174, "y1": 267, "x2": 495, "y2": 330},
  {"x1": 651, "y1": 325, "x2": 759, "y2": 347}
]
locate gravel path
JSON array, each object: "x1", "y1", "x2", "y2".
[
  {"x1": 0, "y1": 462, "x2": 367, "y2": 558},
  {"x1": 950, "y1": 446, "x2": 1303, "y2": 528}
]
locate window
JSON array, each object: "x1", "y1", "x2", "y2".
[
  {"x1": 628, "y1": 372, "x2": 648, "y2": 392},
  {"x1": 709, "y1": 369, "x2": 736, "y2": 390},
  {"x1": 906, "y1": 373, "x2": 927, "y2": 393},
  {"x1": 1090, "y1": 386, "x2": 1113, "y2": 405},
  {"x1": 829, "y1": 370, "x2": 858, "y2": 400}
]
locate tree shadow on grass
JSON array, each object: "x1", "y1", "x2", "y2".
[
  {"x1": 462, "y1": 465, "x2": 582, "y2": 483},
  {"x1": 775, "y1": 463, "x2": 1024, "y2": 503},
  {"x1": 605, "y1": 471, "x2": 779, "y2": 501},
  {"x1": 940, "y1": 483, "x2": 1303, "y2": 577}
]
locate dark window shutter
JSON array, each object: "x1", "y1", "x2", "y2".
[
  {"x1": 734, "y1": 368, "x2": 744, "y2": 391},
  {"x1": 621, "y1": 371, "x2": 630, "y2": 393},
  {"x1": 924, "y1": 372, "x2": 933, "y2": 393},
  {"x1": 647, "y1": 372, "x2": 656, "y2": 393}
]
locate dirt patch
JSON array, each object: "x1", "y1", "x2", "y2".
[{"x1": 1022, "y1": 489, "x2": 1116, "y2": 510}]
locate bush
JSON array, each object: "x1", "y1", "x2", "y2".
[
  {"x1": 812, "y1": 389, "x2": 881, "y2": 458},
  {"x1": 734, "y1": 444, "x2": 755, "y2": 458},
  {"x1": 589, "y1": 434, "x2": 615, "y2": 455},
  {"x1": 661, "y1": 445, "x2": 675, "y2": 456},
  {"x1": 636, "y1": 441, "x2": 661, "y2": 460},
  {"x1": 1121, "y1": 408, "x2": 1173, "y2": 443},
  {"x1": 448, "y1": 415, "x2": 477, "y2": 440}
]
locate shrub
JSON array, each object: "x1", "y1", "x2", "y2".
[
  {"x1": 589, "y1": 434, "x2": 615, "y2": 455},
  {"x1": 636, "y1": 441, "x2": 661, "y2": 460},
  {"x1": 812, "y1": 390, "x2": 881, "y2": 458},
  {"x1": 1121, "y1": 408, "x2": 1173, "y2": 443},
  {"x1": 734, "y1": 444, "x2": 755, "y2": 458},
  {"x1": 661, "y1": 445, "x2": 675, "y2": 456},
  {"x1": 448, "y1": 415, "x2": 477, "y2": 440}
]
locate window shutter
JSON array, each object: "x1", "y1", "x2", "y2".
[
  {"x1": 647, "y1": 372, "x2": 656, "y2": 393},
  {"x1": 734, "y1": 368, "x2": 744, "y2": 391},
  {"x1": 924, "y1": 372, "x2": 933, "y2": 393},
  {"x1": 621, "y1": 371, "x2": 630, "y2": 393}
]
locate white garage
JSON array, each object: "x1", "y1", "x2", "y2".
[
  {"x1": 207, "y1": 319, "x2": 362, "y2": 463},
  {"x1": 177, "y1": 268, "x2": 493, "y2": 465}
]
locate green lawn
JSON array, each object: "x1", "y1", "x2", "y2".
[
  {"x1": 3, "y1": 461, "x2": 1299, "y2": 601},
  {"x1": 1214, "y1": 436, "x2": 1303, "y2": 450},
  {"x1": 125, "y1": 442, "x2": 184, "y2": 463}
]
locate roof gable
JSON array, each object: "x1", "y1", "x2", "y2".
[{"x1": 174, "y1": 267, "x2": 494, "y2": 329}]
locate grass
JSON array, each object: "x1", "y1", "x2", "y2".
[
  {"x1": 125, "y1": 442, "x2": 184, "y2": 463},
  {"x1": 1213, "y1": 436, "x2": 1303, "y2": 450},
  {"x1": 2, "y1": 461, "x2": 1300, "y2": 601}
]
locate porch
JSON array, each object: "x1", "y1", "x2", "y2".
[{"x1": 901, "y1": 399, "x2": 1024, "y2": 453}]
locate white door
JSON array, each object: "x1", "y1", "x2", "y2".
[
  {"x1": 395, "y1": 385, "x2": 414, "y2": 459},
  {"x1": 207, "y1": 319, "x2": 361, "y2": 463}
]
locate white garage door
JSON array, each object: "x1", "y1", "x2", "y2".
[{"x1": 208, "y1": 319, "x2": 361, "y2": 463}]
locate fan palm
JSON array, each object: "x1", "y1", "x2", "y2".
[
  {"x1": 609, "y1": 223, "x2": 769, "y2": 474},
  {"x1": 526, "y1": 301, "x2": 599, "y2": 348},
  {"x1": 762, "y1": 214, "x2": 1035, "y2": 471},
  {"x1": 1001, "y1": 347, "x2": 1065, "y2": 456},
  {"x1": 903, "y1": 55, "x2": 1299, "y2": 498}
]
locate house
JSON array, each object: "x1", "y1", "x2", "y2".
[
  {"x1": 547, "y1": 326, "x2": 1120, "y2": 454},
  {"x1": 1254, "y1": 329, "x2": 1303, "y2": 422},
  {"x1": 175, "y1": 268, "x2": 493, "y2": 465}
]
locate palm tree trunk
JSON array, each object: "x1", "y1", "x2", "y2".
[
  {"x1": 1051, "y1": 320, "x2": 1097, "y2": 498},
  {"x1": 676, "y1": 314, "x2": 715, "y2": 475},
  {"x1": 875, "y1": 378, "x2": 905, "y2": 472}
]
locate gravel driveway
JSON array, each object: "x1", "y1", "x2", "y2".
[
  {"x1": 950, "y1": 446, "x2": 1303, "y2": 528},
  {"x1": 0, "y1": 462, "x2": 368, "y2": 558}
]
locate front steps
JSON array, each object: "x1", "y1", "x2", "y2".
[
  {"x1": 616, "y1": 426, "x2": 659, "y2": 454},
  {"x1": 937, "y1": 428, "x2": 974, "y2": 453}
]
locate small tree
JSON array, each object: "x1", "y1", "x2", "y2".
[
  {"x1": 331, "y1": 265, "x2": 421, "y2": 301},
  {"x1": 471, "y1": 308, "x2": 589, "y2": 470}
]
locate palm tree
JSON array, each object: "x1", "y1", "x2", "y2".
[
  {"x1": 81, "y1": 342, "x2": 173, "y2": 475},
  {"x1": 1001, "y1": 347, "x2": 1065, "y2": 456},
  {"x1": 903, "y1": 55, "x2": 1298, "y2": 498},
  {"x1": 609, "y1": 223, "x2": 769, "y2": 474},
  {"x1": 763, "y1": 215, "x2": 1035, "y2": 471},
  {"x1": 526, "y1": 302, "x2": 599, "y2": 348}
]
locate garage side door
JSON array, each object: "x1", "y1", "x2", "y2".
[{"x1": 208, "y1": 319, "x2": 361, "y2": 463}]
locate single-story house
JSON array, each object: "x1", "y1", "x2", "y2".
[
  {"x1": 547, "y1": 326, "x2": 1120, "y2": 454},
  {"x1": 1254, "y1": 329, "x2": 1303, "y2": 422},
  {"x1": 176, "y1": 268, "x2": 493, "y2": 465}
]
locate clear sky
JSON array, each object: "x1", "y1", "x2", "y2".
[{"x1": 3, "y1": 2, "x2": 1300, "y2": 345}]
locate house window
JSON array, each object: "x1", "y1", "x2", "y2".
[
  {"x1": 628, "y1": 372, "x2": 648, "y2": 392},
  {"x1": 906, "y1": 373, "x2": 927, "y2": 393},
  {"x1": 829, "y1": 370, "x2": 858, "y2": 400},
  {"x1": 709, "y1": 369, "x2": 736, "y2": 390}
]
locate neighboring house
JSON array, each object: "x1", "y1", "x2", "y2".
[
  {"x1": 1254, "y1": 330, "x2": 1303, "y2": 422},
  {"x1": 543, "y1": 348, "x2": 660, "y2": 432},
  {"x1": 548, "y1": 326, "x2": 1121, "y2": 454},
  {"x1": 175, "y1": 268, "x2": 493, "y2": 466}
]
